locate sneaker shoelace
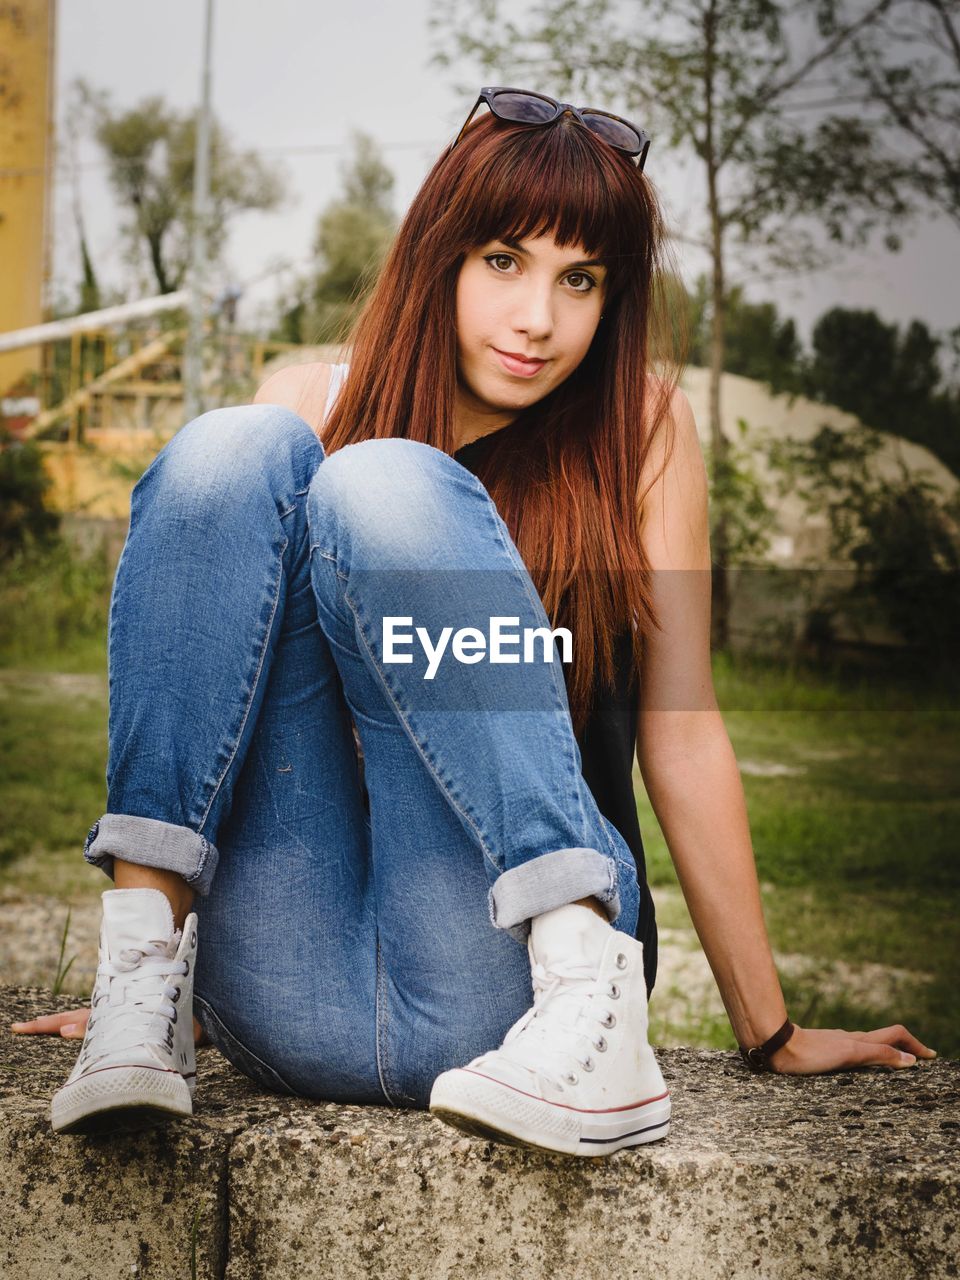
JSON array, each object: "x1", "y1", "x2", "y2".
[
  {"x1": 496, "y1": 958, "x2": 615, "y2": 1094},
  {"x1": 81, "y1": 934, "x2": 187, "y2": 1066}
]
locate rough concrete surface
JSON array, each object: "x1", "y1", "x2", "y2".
[{"x1": 2, "y1": 985, "x2": 957, "y2": 1280}]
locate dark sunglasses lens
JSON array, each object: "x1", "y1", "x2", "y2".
[
  {"x1": 490, "y1": 92, "x2": 557, "y2": 124},
  {"x1": 581, "y1": 112, "x2": 642, "y2": 153}
]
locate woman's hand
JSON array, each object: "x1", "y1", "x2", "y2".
[
  {"x1": 11, "y1": 1008, "x2": 90, "y2": 1039},
  {"x1": 768, "y1": 1023, "x2": 937, "y2": 1074},
  {"x1": 10, "y1": 1008, "x2": 208, "y2": 1046}
]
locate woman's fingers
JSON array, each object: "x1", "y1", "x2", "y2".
[
  {"x1": 9, "y1": 1009, "x2": 90, "y2": 1038},
  {"x1": 849, "y1": 1024, "x2": 937, "y2": 1058},
  {"x1": 844, "y1": 1036, "x2": 919, "y2": 1069},
  {"x1": 10, "y1": 1009, "x2": 206, "y2": 1047}
]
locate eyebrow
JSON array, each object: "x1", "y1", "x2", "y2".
[{"x1": 497, "y1": 236, "x2": 607, "y2": 271}]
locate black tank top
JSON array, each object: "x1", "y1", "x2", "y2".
[{"x1": 454, "y1": 438, "x2": 659, "y2": 994}]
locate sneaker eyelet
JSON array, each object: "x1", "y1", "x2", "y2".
[
  {"x1": 564, "y1": 1071, "x2": 579, "y2": 1085},
  {"x1": 582, "y1": 1057, "x2": 595, "y2": 1072},
  {"x1": 171, "y1": 1008, "x2": 178, "y2": 1024},
  {"x1": 183, "y1": 960, "x2": 190, "y2": 976},
  {"x1": 616, "y1": 952, "x2": 628, "y2": 970},
  {"x1": 172, "y1": 988, "x2": 181, "y2": 1003},
  {"x1": 602, "y1": 1011, "x2": 617, "y2": 1029},
  {"x1": 191, "y1": 932, "x2": 197, "y2": 948},
  {"x1": 609, "y1": 983, "x2": 621, "y2": 1000},
  {"x1": 594, "y1": 1036, "x2": 608, "y2": 1052}
]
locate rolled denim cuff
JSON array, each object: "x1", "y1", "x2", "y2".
[
  {"x1": 488, "y1": 847, "x2": 622, "y2": 944},
  {"x1": 83, "y1": 813, "x2": 219, "y2": 896}
]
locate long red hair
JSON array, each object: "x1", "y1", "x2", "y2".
[{"x1": 320, "y1": 111, "x2": 686, "y2": 734}]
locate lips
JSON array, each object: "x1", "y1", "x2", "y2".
[{"x1": 493, "y1": 348, "x2": 548, "y2": 378}]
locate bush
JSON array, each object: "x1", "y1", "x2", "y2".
[
  {"x1": 0, "y1": 434, "x2": 60, "y2": 560},
  {"x1": 766, "y1": 424, "x2": 960, "y2": 672}
]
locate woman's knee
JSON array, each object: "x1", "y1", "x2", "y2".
[
  {"x1": 307, "y1": 437, "x2": 480, "y2": 562},
  {"x1": 140, "y1": 405, "x2": 323, "y2": 513}
]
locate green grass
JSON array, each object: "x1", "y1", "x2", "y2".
[
  {"x1": 0, "y1": 541, "x2": 112, "y2": 672},
  {"x1": 0, "y1": 669, "x2": 108, "y2": 880},
  {"x1": 638, "y1": 651, "x2": 960, "y2": 1057}
]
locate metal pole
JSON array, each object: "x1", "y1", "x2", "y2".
[{"x1": 183, "y1": 0, "x2": 214, "y2": 423}]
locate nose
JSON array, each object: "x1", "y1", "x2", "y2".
[{"x1": 513, "y1": 282, "x2": 554, "y2": 342}]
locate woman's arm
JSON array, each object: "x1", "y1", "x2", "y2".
[
  {"x1": 252, "y1": 360, "x2": 332, "y2": 434},
  {"x1": 634, "y1": 387, "x2": 936, "y2": 1072}
]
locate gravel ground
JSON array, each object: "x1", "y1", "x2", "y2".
[{"x1": 0, "y1": 891, "x2": 101, "y2": 997}]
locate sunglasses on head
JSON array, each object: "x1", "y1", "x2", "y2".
[{"x1": 451, "y1": 86, "x2": 651, "y2": 170}]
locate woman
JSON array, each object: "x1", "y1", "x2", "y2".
[{"x1": 12, "y1": 89, "x2": 935, "y2": 1157}]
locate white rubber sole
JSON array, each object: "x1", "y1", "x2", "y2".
[
  {"x1": 430, "y1": 1067, "x2": 671, "y2": 1157},
  {"x1": 51, "y1": 1064, "x2": 195, "y2": 1135}
]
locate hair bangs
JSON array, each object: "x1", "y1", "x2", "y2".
[{"x1": 454, "y1": 116, "x2": 644, "y2": 277}]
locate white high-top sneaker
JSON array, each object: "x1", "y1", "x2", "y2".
[
  {"x1": 51, "y1": 888, "x2": 198, "y2": 1134},
  {"x1": 430, "y1": 903, "x2": 671, "y2": 1156}
]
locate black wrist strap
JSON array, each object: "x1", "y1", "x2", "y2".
[{"x1": 738, "y1": 1017, "x2": 795, "y2": 1073}]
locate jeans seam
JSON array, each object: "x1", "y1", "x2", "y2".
[
  {"x1": 197, "y1": 534, "x2": 288, "y2": 834},
  {"x1": 598, "y1": 814, "x2": 625, "y2": 866},
  {"x1": 374, "y1": 938, "x2": 400, "y2": 1106},
  {"x1": 342, "y1": 585, "x2": 502, "y2": 881},
  {"x1": 278, "y1": 484, "x2": 315, "y2": 520},
  {"x1": 182, "y1": 835, "x2": 211, "y2": 885},
  {"x1": 193, "y1": 994, "x2": 306, "y2": 1099},
  {"x1": 105, "y1": 498, "x2": 138, "y2": 793},
  {"x1": 481, "y1": 494, "x2": 588, "y2": 841}
]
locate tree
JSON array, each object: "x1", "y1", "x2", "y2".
[
  {"x1": 842, "y1": 0, "x2": 960, "y2": 229},
  {"x1": 805, "y1": 308, "x2": 901, "y2": 425},
  {"x1": 430, "y1": 0, "x2": 919, "y2": 649},
  {"x1": 803, "y1": 308, "x2": 960, "y2": 477},
  {"x1": 277, "y1": 132, "x2": 397, "y2": 344},
  {"x1": 85, "y1": 84, "x2": 284, "y2": 295},
  {"x1": 687, "y1": 275, "x2": 805, "y2": 395},
  {"x1": 63, "y1": 80, "x2": 107, "y2": 314}
]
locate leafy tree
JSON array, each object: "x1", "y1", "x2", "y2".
[
  {"x1": 707, "y1": 418, "x2": 778, "y2": 565},
  {"x1": 278, "y1": 133, "x2": 397, "y2": 344},
  {"x1": 430, "y1": 0, "x2": 917, "y2": 650},
  {"x1": 804, "y1": 308, "x2": 960, "y2": 477},
  {"x1": 843, "y1": 0, "x2": 960, "y2": 229},
  {"x1": 805, "y1": 308, "x2": 900, "y2": 425},
  {"x1": 85, "y1": 83, "x2": 284, "y2": 295}
]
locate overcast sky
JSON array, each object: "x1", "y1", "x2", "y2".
[{"x1": 54, "y1": 0, "x2": 959, "y2": 349}]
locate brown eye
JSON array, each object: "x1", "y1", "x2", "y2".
[{"x1": 565, "y1": 272, "x2": 597, "y2": 293}]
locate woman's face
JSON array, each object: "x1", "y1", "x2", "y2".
[{"x1": 454, "y1": 232, "x2": 607, "y2": 434}]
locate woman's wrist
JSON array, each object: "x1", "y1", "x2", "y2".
[{"x1": 737, "y1": 1015, "x2": 795, "y2": 1072}]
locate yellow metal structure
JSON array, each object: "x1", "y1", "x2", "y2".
[
  {"x1": 0, "y1": 0, "x2": 56, "y2": 394},
  {"x1": 27, "y1": 334, "x2": 337, "y2": 516}
]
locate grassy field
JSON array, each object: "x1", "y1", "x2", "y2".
[
  {"x1": 639, "y1": 651, "x2": 959, "y2": 1056},
  {"x1": 2, "y1": 626, "x2": 957, "y2": 1057}
]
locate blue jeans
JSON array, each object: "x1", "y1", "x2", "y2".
[{"x1": 83, "y1": 405, "x2": 643, "y2": 1108}]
